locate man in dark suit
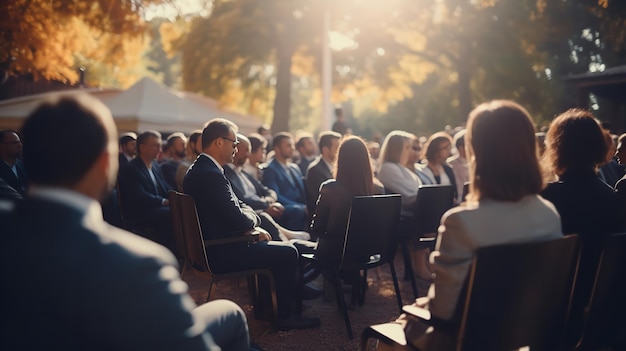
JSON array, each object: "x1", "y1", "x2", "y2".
[
  {"x1": 117, "y1": 130, "x2": 174, "y2": 251},
  {"x1": 184, "y1": 119, "x2": 320, "y2": 330},
  {"x1": 305, "y1": 131, "x2": 341, "y2": 216},
  {"x1": 295, "y1": 133, "x2": 316, "y2": 176},
  {"x1": 262, "y1": 132, "x2": 308, "y2": 230},
  {"x1": 1, "y1": 93, "x2": 249, "y2": 351},
  {"x1": 118, "y1": 132, "x2": 137, "y2": 169},
  {"x1": 0, "y1": 129, "x2": 28, "y2": 196}
]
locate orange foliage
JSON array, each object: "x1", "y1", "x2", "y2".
[{"x1": 0, "y1": 0, "x2": 167, "y2": 84}]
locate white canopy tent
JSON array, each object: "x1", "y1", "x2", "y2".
[{"x1": 0, "y1": 77, "x2": 260, "y2": 135}]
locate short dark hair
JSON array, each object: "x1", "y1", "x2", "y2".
[
  {"x1": 295, "y1": 133, "x2": 313, "y2": 150},
  {"x1": 424, "y1": 132, "x2": 453, "y2": 161},
  {"x1": 453, "y1": 129, "x2": 466, "y2": 150},
  {"x1": 318, "y1": 131, "x2": 341, "y2": 153},
  {"x1": 21, "y1": 95, "x2": 109, "y2": 186},
  {"x1": 166, "y1": 132, "x2": 186, "y2": 147},
  {"x1": 543, "y1": 109, "x2": 608, "y2": 175},
  {"x1": 272, "y1": 132, "x2": 292, "y2": 150},
  {"x1": 119, "y1": 132, "x2": 136, "y2": 147},
  {"x1": 202, "y1": 118, "x2": 238, "y2": 149},
  {"x1": 136, "y1": 130, "x2": 162, "y2": 156},
  {"x1": 248, "y1": 133, "x2": 267, "y2": 153}
]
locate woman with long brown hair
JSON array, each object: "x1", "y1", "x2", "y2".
[{"x1": 310, "y1": 136, "x2": 382, "y2": 265}]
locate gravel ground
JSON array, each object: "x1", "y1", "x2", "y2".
[{"x1": 185, "y1": 253, "x2": 430, "y2": 351}]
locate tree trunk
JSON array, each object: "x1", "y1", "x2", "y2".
[
  {"x1": 272, "y1": 46, "x2": 293, "y2": 133},
  {"x1": 456, "y1": 43, "x2": 472, "y2": 126}
]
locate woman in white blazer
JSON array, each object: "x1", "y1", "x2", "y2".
[{"x1": 388, "y1": 100, "x2": 563, "y2": 351}]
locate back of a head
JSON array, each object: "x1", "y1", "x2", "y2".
[
  {"x1": 21, "y1": 93, "x2": 114, "y2": 187},
  {"x1": 544, "y1": 109, "x2": 607, "y2": 175},
  {"x1": 335, "y1": 136, "x2": 374, "y2": 196},
  {"x1": 466, "y1": 100, "x2": 542, "y2": 202}
]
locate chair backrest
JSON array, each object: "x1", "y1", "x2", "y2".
[
  {"x1": 172, "y1": 192, "x2": 211, "y2": 273},
  {"x1": 414, "y1": 184, "x2": 455, "y2": 235},
  {"x1": 168, "y1": 190, "x2": 187, "y2": 261},
  {"x1": 577, "y1": 232, "x2": 626, "y2": 350},
  {"x1": 458, "y1": 235, "x2": 580, "y2": 351},
  {"x1": 339, "y1": 194, "x2": 402, "y2": 270}
]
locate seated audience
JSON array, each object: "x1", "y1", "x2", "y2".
[
  {"x1": 310, "y1": 136, "x2": 383, "y2": 269},
  {"x1": 160, "y1": 132, "x2": 187, "y2": 189},
  {"x1": 540, "y1": 109, "x2": 625, "y2": 347},
  {"x1": 224, "y1": 134, "x2": 311, "y2": 242},
  {"x1": 183, "y1": 119, "x2": 320, "y2": 331},
  {"x1": 0, "y1": 93, "x2": 250, "y2": 351},
  {"x1": 262, "y1": 132, "x2": 308, "y2": 231},
  {"x1": 175, "y1": 130, "x2": 203, "y2": 191},
  {"x1": 295, "y1": 133, "x2": 317, "y2": 176},
  {"x1": 118, "y1": 132, "x2": 137, "y2": 169},
  {"x1": 387, "y1": 100, "x2": 562, "y2": 351},
  {"x1": 0, "y1": 129, "x2": 28, "y2": 196},
  {"x1": 415, "y1": 132, "x2": 458, "y2": 201},
  {"x1": 447, "y1": 129, "x2": 469, "y2": 204},
  {"x1": 305, "y1": 131, "x2": 341, "y2": 217},
  {"x1": 244, "y1": 133, "x2": 268, "y2": 180},
  {"x1": 118, "y1": 130, "x2": 174, "y2": 251}
]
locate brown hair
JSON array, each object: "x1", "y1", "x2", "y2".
[
  {"x1": 335, "y1": 136, "x2": 375, "y2": 196},
  {"x1": 466, "y1": 100, "x2": 543, "y2": 202},
  {"x1": 542, "y1": 109, "x2": 608, "y2": 176},
  {"x1": 379, "y1": 130, "x2": 413, "y2": 164},
  {"x1": 424, "y1": 131, "x2": 453, "y2": 162}
]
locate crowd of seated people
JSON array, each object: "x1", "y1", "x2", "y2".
[{"x1": 4, "y1": 90, "x2": 626, "y2": 350}]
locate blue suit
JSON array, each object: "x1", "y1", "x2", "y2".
[{"x1": 261, "y1": 159, "x2": 307, "y2": 230}]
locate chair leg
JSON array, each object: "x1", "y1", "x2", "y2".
[
  {"x1": 359, "y1": 269, "x2": 368, "y2": 306},
  {"x1": 401, "y1": 241, "x2": 419, "y2": 298},
  {"x1": 332, "y1": 269, "x2": 353, "y2": 339},
  {"x1": 206, "y1": 277, "x2": 215, "y2": 303},
  {"x1": 389, "y1": 262, "x2": 404, "y2": 311}
]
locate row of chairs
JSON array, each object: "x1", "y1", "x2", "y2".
[{"x1": 362, "y1": 232, "x2": 626, "y2": 351}]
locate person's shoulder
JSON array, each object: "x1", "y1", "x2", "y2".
[
  {"x1": 320, "y1": 178, "x2": 338, "y2": 189},
  {"x1": 100, "y1": 225, "x2": 177, "y2": 266}
]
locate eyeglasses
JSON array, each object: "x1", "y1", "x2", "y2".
[{"x1": 221, "y1": 136, "x2": 240, "y2": 147}]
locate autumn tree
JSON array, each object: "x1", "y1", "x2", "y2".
[{"x1": 0, "y1": 0, "x2": 171, "y2": 86}]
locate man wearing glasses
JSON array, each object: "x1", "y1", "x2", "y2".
[{"x1": 184, "y1": 118, "x2": 321, "y2": 331}]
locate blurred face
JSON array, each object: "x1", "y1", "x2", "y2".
[
  {"x1": 140, "y1": 136, "x2": 162, "y2": 161},
  {"x1": 233, "y1": 140, "x2": 251, "y2": 166},
  {"x1": 219, "y1": 129, "x2": 239, "y2": 165},
  {"x1": 399, "y1": 139, "x2": 412, "y2": 165},
  {"x1": 171, "y1": 137, "x2": 186, "y2": 158},
  {"x1": 616, "y1": 141, "x2": 626, "y2": 165},
  {"x1": 299, "y1": 137, "x2": 316, "y2": 157},
  {"x1": 193, "y1": 138, "x2": 203, "y2": 155},
  {"x1": 276, "y1": 137, "x2": 294, "y2": 160},
  {"x1": 408, "y1": 139, "x2": 422, "y2": 164},
  {"x1": 435, "y1": 140, "x2": 452, "y2": 163},
  {"x1": 1, "y1": 132, "x2": 22, "y2": 161},
  {"x1": 249, "y1": 146, "x2": 266, "y2": 164},
  {"x1": 327, "y1": 138, "x2": 340, "y2": 163},
  {"x1": 121, "y1": 140, "x2": 136, "y2": 157}
]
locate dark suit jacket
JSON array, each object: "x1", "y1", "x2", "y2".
[
  {"x1": 541, "y1": 169, "x2": 625, "y2": 334},
  {"x1": 183, "y1": 155, "x2": 259, "y2": 239},
  {"x1": 0, "y1": 195, "x2": 217, "y2": 350},
  {"x1": 118, "y1": 158, "x2": 172, "y2": 223},
  {"x1": 223, "y1": 165, "x2": 277, "y2": 211},
  {"x1": 305, "y1": 157, "x2": 332, "y2": 214},
  {"x1": 118, "y1": 153, "x2": 131, "y2": 169},
  {"x1": 262, "y1": 159, "x2": 306, "y2": 207},
  {"x1": 297, "y1": 157, "x2": 313, "y2": 177},
  {"x1": 0, "y1": 159, "x2": 27, "y2": 195}
]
